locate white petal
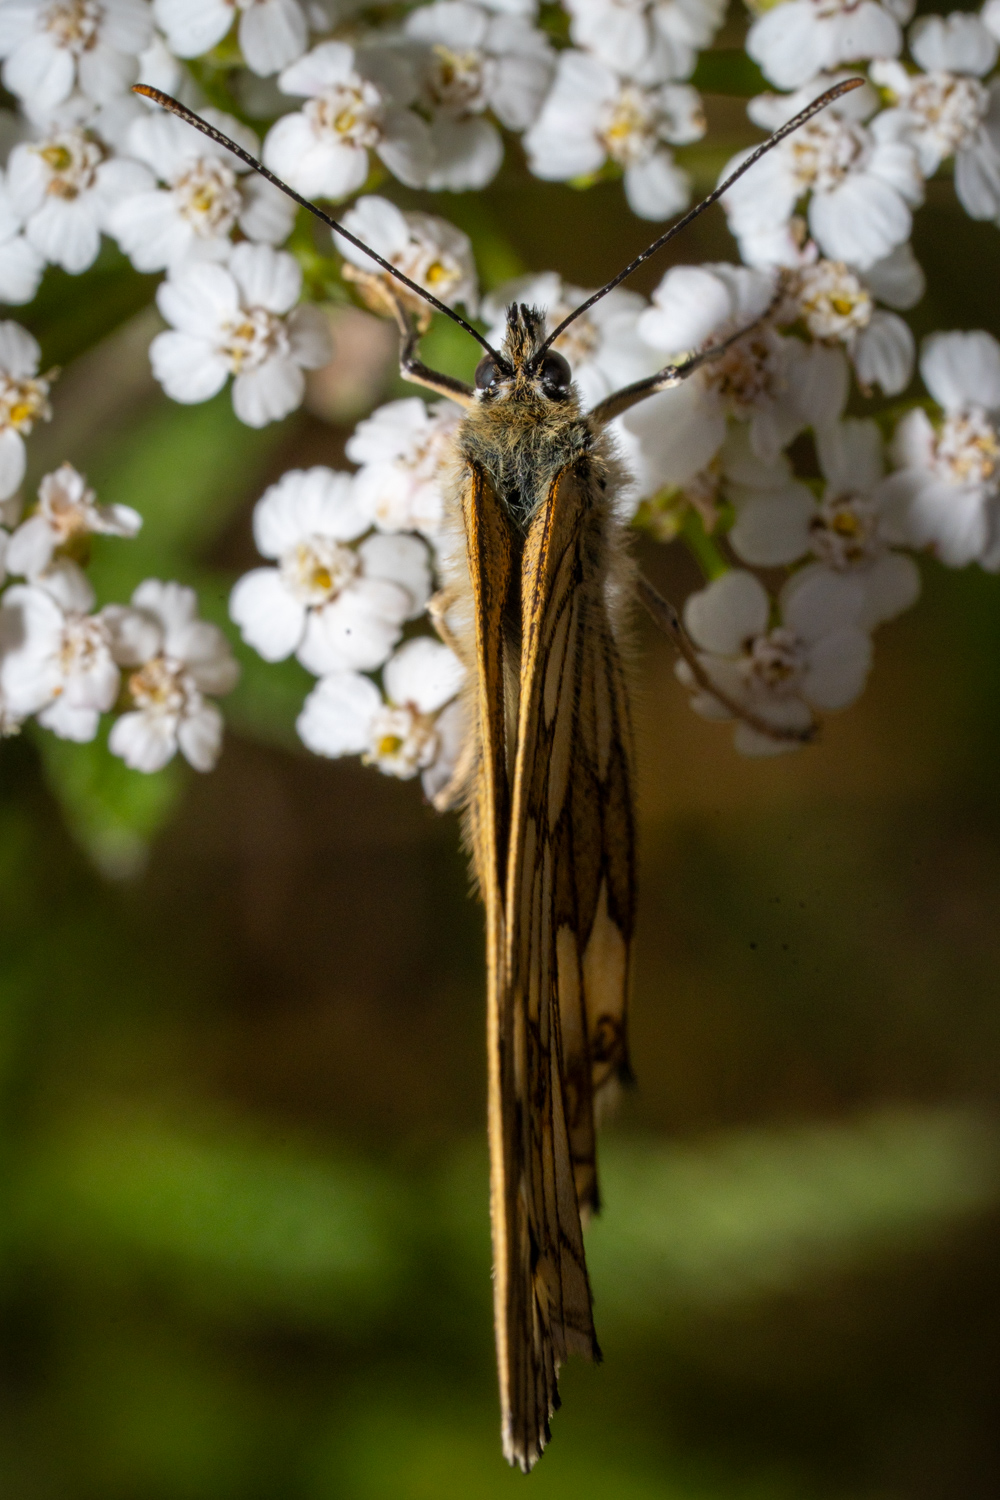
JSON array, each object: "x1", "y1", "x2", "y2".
[
  {"x1": 254, "y1": 468, "x2": 369, "y2": 554},
  {"x1": 857, "y1": 550, "x2": 920, "y2": 628},
  {"x1": 809, "y1": 172, "x2": 911, "y2": 270},
  {"x1": 229, "y1": 242, "x2": 301, "y2": 314},
  {"x1": 239, "y1": 0, "x2": 307, "y2": 76},
  {"x1": 153, "y1": 0, "x2": 232, "y2": 56},
  {"x1": 0, "y1": 234, "x2": 44, "y2": 305},
  {"x1": 801, "y1": 626, "x2": 872, "y2": 709},
  {"x1": 109, "y1": 190, "x2": 193, "y2": 273},
  {"x1": 109, "y1": 708, "x2": 178, "y2": 771},
  {"x1": 624, "y1": 151, "x2": 690, "y2": 221},
  {"x1": 640, "y1": 265, "x2": 733, "y2": 354},
  {"x1": 859, "y1": 242, "x2": 924, "y2": 309},
  {"x1": 384, "y1": 636, "x2": 464, "y2": 713},
  {"x1": 77, "y1": 41, "x2": 138, "y2": 102},
  {"x1": 3, "y1": 34, "x2": 75, "y2": 110},
  {"x1": 238, "y1": 175, "x2": 297, "y2": 246},
  {"x1": 617, "y1": 377, "x2": 726, "y2": 492},
  {"x1": 99, "y1": 603, "x2": 162, "y2": 665},
  {"x1": 781, "y1": 567, "x2": 865, "y2": 642},
  {"x1": 296, "y1": 670, "x2": 381, "y2": 757},
  {"x1": 297, "y1": 579, "x2": 408, "y2": 673},
  {"x1": 157, "y1": 262, "x2": 238, "y2": 334},
  {"x1": 37, "y1": 697, "x2": 102, "y2": 742},
  {"x1": 0, "y1": 426, "x2": 26, "y2": 502},
  {"x1": 424, "y1": 117, "x2": 503, "y2": 192},
  {"x1": 229, "y1": 567, "x2": 306, "y2": 660},
  {"x1": 793, "y1": 341, "x2": 850, "y2": 430},
  {"x1": 729, "y1": 489, "x2": 815, "y2": 566},
  {"x1": 26, "y1": 197, "x2": 101, "y2": 274},
  {"x1": 684, "y1": 570, "x2": 770, "y2": 655},
  {"x1": 910, "y1": 13, "x2": 997, "y2": 75},
  {"x1": 920, "y1": 329, "x2": 1000, "y2": 412},
  {"x1": 177, "y1": 700, "x2": 225, "y2": 771},
  {"x1": 358, "y1": 532, "x2": 431, "y2": 617},
  {"x1": 232, "y1": 358, "x2": 305, "y2": 427},
  {"x1": 852, "y1": 310, "x2": 913, "y2": 396},
  {"x1": 5, "y1": 511, "x2": 51, "y2": 575},
  {"x1": 746, "y1": 3, "x2": 834, "y2": 90},
  {"x1": 955, "y1": 134, "x2": 1000, "y2": 220},
  {"x1": 0, "y1": 318, "x2": 38, "y2": 378},
  {"x1": 908, "y1": 479, "x2": 989, "y2": 565},
  {"x1": 816, "y1": 417, "x2": 884, "y2": 494},
  {"x1": 264, "y1": 112, "x2": 370, "y2": 200},
  {"x1": 149, "y1": 330, "x2": 230, "y2": 404}
]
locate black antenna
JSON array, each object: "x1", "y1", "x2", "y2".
[
  {"x1": 132, "y1": 85, "x2": 502, "y2": 361},
  {"x1": 535, "y1": 76, "x2": 865, "y2": 361}
]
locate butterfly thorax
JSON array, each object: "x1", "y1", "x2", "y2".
[{"x1": 458, "y1": 303, "x2": 602, "y2": 528}]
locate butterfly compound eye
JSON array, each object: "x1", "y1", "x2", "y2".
[
  {"x1": 475, "y1": 355, "x2": 498, "y2": 391},
  {"x1": 539, "y1": 350, "x2": 571, "y2": 397}
]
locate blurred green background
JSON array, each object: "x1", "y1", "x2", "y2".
[{"x1": 4, "y1": 35, "x2": 1000, "y2": 1496}]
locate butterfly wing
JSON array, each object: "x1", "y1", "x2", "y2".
[{"x1": 498, "y1": 457, "x2": 636, "y2": 1470}]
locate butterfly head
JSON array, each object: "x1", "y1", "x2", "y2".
[{"x1": 474, "y1": 303, "x2": 573, "y2": 406}]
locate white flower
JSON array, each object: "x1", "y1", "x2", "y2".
[
  {"x1": 0, "y1": 169, "x2": 45, "y2": 303},
  {"x1": 150, "y1": 242, "x2": 332, "y2": 427},
  {"x1": 105, "y1": 578, "x2": 238, "y2": 772},
  {"x1": 619, "y1": 261, "x2": 848, "y2": 495},
  {"x1": 6, "y1": 460, "x2": 139, "y2": 579},
  {"x1": 263, "y1": 41, "x2": 431, "y2": 199},
  {"x1": 779, "y1": 247, "x2": 920, "y2": 394},
  {"x1": 728, "y1": 418, "x2": 920, "y2": 627},
  {"x1": 871, "y1": 15, "x2": 1000, "y2": 223},
  {"x1": 524, "y1": 50, "x2": 703, "y2": 220},
  {"x1": 563, "y1": 0, "x2": 727, "y2": 86},
  {"x1": 108, "y1": 107, "x2": 295, "y2": 273},
  {"x1": 5, "y1": 123, "x2": 152, "y2": 274},
  {"x1": 0, "y1": 0, "x2": 153, "y2": 113},
  {"x1": 747, "y1": 0, "x2": 912, "y2": 91},
  {"x1": 0, "y1": 565, "x2": 119, "y2": 740},
  {"x1": 153, "y1": 0, "x2": 307, "y2": 77},
  {"x1": 229, "y1": 465, "x2": 432, "y2": 674},
  {"x1": 721, "y1": 76, "x2": 924, "y2": 271},
  {"x1": 680, "y1": 566, "x2": 872, "y2": 755},
  {"x1": 297, "y1": 635, "x2": 466, "y2": 800},
  {"x1": 346, "y1": 397, "x2": 463, "y2": 538},
  {"x1": 877, "y1": 329, "x2": 1000, "y2": 568},
  {"x1": 482, "y1": 272, "x2": 660, "y2": 409},
  {"x1": 333, "y1": 195, "x2": 478, "y2": 319},
  {"x1": 0, "y1": 321, "x2": 51, "y2": 500},
  {"x1": 403, "y1": 0, "x2": 553, "y2": 190}
]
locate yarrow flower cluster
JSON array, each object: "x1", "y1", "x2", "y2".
[
  {"x1": 2, "y1": 0, "x2": 1000, "y2": 804},
  {"x1": 0, "y1": 321, "x2": 238, "y2": 766}
]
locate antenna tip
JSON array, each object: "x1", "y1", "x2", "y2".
[{"x1": 132, "y1": 83, "x2": 171, "y2": 107}]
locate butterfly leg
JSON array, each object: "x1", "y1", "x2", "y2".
[
  {"x1": 637, "y1": 574, "x2": 816, "y2": 745},
  {"x1": 589, "y1": 296, "x2": 782, "y2": 424},
  {"x1": 381, "y1": 289, "x2": 477, "y2": 407}
]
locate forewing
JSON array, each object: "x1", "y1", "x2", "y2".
[
  {"x1": 498, "y1": 458, "x2": 636, "y2": 1471},
  {"x1": 459, "y1": 462, "x2": 522, "y2": 1471}
]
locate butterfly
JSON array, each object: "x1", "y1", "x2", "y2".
[{"x1": 136, "y1": 75, "x2": 860, "y2": 1471}]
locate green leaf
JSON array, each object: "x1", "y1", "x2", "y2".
[
  {"x1": 33, "y1": 724, "x2": 184, "y2": 879},
  {"x1": 690, "y1": 49, "x2": 767, "y2": 98}
]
